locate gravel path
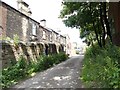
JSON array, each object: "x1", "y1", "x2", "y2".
[{"x1": 10, "y1": 55, "x2": 84, "y2": 89}]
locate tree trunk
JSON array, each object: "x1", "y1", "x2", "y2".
[
  {"x1": 103, "y1": 2, "x2": 112, "y2": 42},
  {"x1": 93, "y1": 22, "x2": 102, "y2": 47},
  {"x1": 90, "y1": 3, "x2": 102, "y2": 47},
  {"x1": 99, "y1": 2, "x2": 106, "y2": 46}
]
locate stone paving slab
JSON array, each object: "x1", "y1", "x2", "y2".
[{"x1": 10, "y1": 55, "x2": 84, "y2": 89}]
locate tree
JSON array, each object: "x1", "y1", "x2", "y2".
[{"x1": 59, "y1": 2, "x2": 112, "y2": 47}]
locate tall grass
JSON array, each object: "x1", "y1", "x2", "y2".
[{"x1": 81, "y1": 43, "x2": 120, "y2": 88}]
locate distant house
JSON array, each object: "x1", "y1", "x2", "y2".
[{"x1": 64, "y1": 34, "x2": 71, "y2": 56}]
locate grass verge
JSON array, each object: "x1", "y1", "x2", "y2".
[{"x1": 81, "y1": 43, "x2": 120, "y2": 88}]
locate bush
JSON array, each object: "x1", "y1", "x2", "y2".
[
  {"x1": 81, "y1": 43, "x2": 120, "y2": 88},
  {"x1": 33, "y1": 52, "x2": 68, "y2": 71},
  {"x1": 1, "y1": 56, "x2": 28, "y2": 88},
  {"x1": 1, "y1": 52, "x2": 68, "y2": 88}
]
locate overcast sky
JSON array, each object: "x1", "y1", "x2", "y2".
[{"x1": 3, "y1": 0, "x2": 85, "y2": 46}]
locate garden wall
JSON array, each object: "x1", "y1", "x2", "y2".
[
  {"x1": 1, "y1": 42, "x2": 44, "y2": 68},
  {"x1": 1, "y1": 42, "x2": 64, "y2": 68}
]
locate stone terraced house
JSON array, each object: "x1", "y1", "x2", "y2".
[{"x1": 0, "y1": 0, "x2": 66, "y2": 67}]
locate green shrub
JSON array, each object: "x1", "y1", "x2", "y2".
[
  {"x1": 81, "y1": 43, "x2": 120, "y2": 88},
  {"x1": 1, "y1": 52, "x2": 68, "y2": 88},
  {"x1": 1, "y1": 56, "x2": 28, "y2": 88},
  {"x1": 36, "y1": 52, "x2": 68, "y2": 71}
]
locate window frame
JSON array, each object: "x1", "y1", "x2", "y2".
[{"x1": 32, "y1": 23, "x2": 37, "y2": 36}]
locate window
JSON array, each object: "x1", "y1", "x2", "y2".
[
  {"x1": 43, "y1": 30, "x2": 46, "y2": 39},
  {"x1": 32, "y1": 23, "x2": 37, "y2": 35},
  {"x1": 56, "y1": 35, "x2": 60, "y2": 42},
  {"x1": 50, "y1": 34, "x2": 52, "y2": 41},
  {"x1": 54, "y1": 34, "x2": 56, "y2": 41}
]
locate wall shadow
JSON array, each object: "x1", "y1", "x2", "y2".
[
  {"x1": 2, "y1": 42, "x2": 16, "y2": 68},
  {"x1": 19, "y1": 43, "x2": 31, "y2": 63}
]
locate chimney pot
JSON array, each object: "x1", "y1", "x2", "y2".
[{"x1": 40, "y1": 19, "x2": 46, "y2": 27}]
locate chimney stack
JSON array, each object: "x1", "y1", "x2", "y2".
[
  {"x1": 40, "y1": 19, "x2": 46, "y2": 27},
  {"x1": 17, "y1": 0, "x2": 32, "y2": 16}
]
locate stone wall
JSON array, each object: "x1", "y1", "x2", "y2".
[
  {"x1": 1, "y1": 42, "x2": 44, "y2": 68},
  {"x1": 1, "y1": 42, "x2": 64, "y2": 68},
  {"x1": 1, "y1": 2, "x2": 7, "y2": 37},
  {"x1": 6, "y1": 5, "x2": 23, "y2": 40}
]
